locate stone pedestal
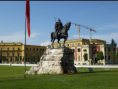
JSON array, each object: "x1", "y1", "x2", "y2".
[{"x1": 26, "y1": 47, "x2": 78, "y2": 75}]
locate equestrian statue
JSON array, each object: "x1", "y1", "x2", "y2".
[{"x1": 51, "y1": 18, "x2": 71, "y2": 47}]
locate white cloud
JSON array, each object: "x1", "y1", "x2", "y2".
[
  {"x1": 98, "y1": 22, "x2": 118, "y2": 30},
  {"x1": 30, "y1": 32, "x2": 40, "y2": 38},
  {"x1": 73, "y1": 32, "x2": 118, "y2": 44},
  {"x1": 0, "y1": 32, "x2": 40, "y2": 43},
  {"x1": 40, "y1": 41, "x2": 51, "y2": 46}
]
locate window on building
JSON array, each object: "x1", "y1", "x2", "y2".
[
  {"x1": 78, "y1": 48, "x2": 81, "y2": 52},
  {"x1": 26, "y1": 48, "x2": 28, "y2": 50},
  {"x1": 72, "y1": 44, "x2": 74, "y2": 46},
  {"x1": 40, "y1": 48, "x2": 42, "y2": 51},
  {"x1": 7, "y1": 52, "x2": 9, "y2": 56},
  {"x1": 83, "y1": 49, "x2": 87, "y2": 52},
  {"x1": 7, "y1": 48, "x2": 9, "y2": 50},
  {"x1": 30, "y1": 52, "x2": 31, "y2": 56},
  {"x1": 93, "y1": 43, "x2": 95, "y2": 45},
  {"x1": 105, "y1": 56, "x2": 106, "y2": 60},
  {"x1": 18, "y1": 52, "x2": 20, "y2": 56},
  {"x1": 43, "y1": 49, "x2": 44, "y2": 51},
  {"x1": 78, "y1": 43, "x2": 80, "y2": 45},
  {"x1": 26, "y1": 53, "x2": 28, "y2": 56},
  {"x1": 13, "y1": 48, "x2": 14, "y2": 50},
  {"x1": 1, "y1": 48, "x2": 2, "y2": 50},
  {"x1": 33, "y1": 48, "x2": 35, "y2": 51},
  {"x1": 0, "y1": 52, "x2": 2, "y2": 56},
  {"x1": 57, "y1": 46, "x2": 59, "y2": 48},
  {"x1": 108, "y1": 48, "x2": 110, "y2": 52},
  {"x1": 62, "y1": 45, "x2": 64, "y2": 47},
  {"x1": 18, "y1": 48, "x2": 20, "y2": 50},
  {"x1": 12, "y1": 52, "x2": 14, "y2": 56},
  {"x1": 37, "y1": 48, "x2": 39, "y2": 51},
  {"x1": 33, "y1": 52, "x2": 35, "y2": 56},
  {"x1": 67, "y1": 44, "x2": 69, "y2": 47},
  {"x1": 30, "y1": 48, "x2": 32, "y2": 51}
]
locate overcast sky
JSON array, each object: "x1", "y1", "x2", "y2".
[{"x1": 0, "y1": 1, "x2": 118, "y2": 46}]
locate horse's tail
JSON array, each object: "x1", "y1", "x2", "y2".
[{"x1": 51, "y1": 32, "x2": 53, "y2": 42}]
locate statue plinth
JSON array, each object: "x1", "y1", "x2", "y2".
[{"x1": 26, "y1": 47, "x2": 78, "y2": 75}]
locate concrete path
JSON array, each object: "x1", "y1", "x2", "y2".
[
  {"x1": 75, "y1": 65, "x2": 118, "y2": 68},
  {"x1": 0, "y1": 64, "x2": 36, "y2": 66},
  {"x1": 0, "y1": 64, "x2": 118, "y2": 68}
]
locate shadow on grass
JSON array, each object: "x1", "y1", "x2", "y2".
[
  {"x1": 64, "y1": 70, "x2": 118, "y2": 75},
  {"x1": 1, "y1": 70, "x2": 118, "y2": 80}
]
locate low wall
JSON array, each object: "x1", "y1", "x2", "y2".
[
  {"x1": 0, "y1": 64, "x2": 36, "y2": 66},
  {"x1": 1, "y1": 64, "x2": 118, "y2": 68}
]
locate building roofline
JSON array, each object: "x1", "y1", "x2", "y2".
[
  {"x1": 23, "y1": 44, "x2": 46, "y2": 47},
  {"x1": 53, "y1": 38, "x2": 106, "y2": 43},
  {"x1": 0, "y1": 42, "x2": 46, "y2": 47},
  {"x1": 0, "y1": 42, "x2": 23, "y2": 44}
]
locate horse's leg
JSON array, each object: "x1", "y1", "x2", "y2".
[
  {"x1": 51, "y1": 32, "x2": 54, "y2": 48},
  {"x1": 52, "y1": 38, "x2": 55, "y2": 48},
  {"x1": 52, "y1": 39, "x2": 54, "y2": 48},
  {"x1": 51, "y1": 32, "x2": 56, "y2": 48},
  {"x1": 63, "y1": 37, "x2": 67, "y2": 47},
  {"x1": 51, "y1": 41, "x2": 53, "y2": 48},
  {"x1": 58, "y1": 38, "x2": 61, "y2": 48},
  {"x1": 51, "y1": 32, "x2": 53, "y2": 42}
]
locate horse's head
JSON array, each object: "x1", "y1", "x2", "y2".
[{"x1": 63, "y1": 22, "x2": 71, "y2": 31}]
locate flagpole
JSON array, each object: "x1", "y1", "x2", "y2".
[{"x1": 24, "y1": 15, "x2": 26, "y2": 79}]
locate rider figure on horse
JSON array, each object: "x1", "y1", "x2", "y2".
[{"x1": 55, "y1": 18, "x2": 63, "y2": 36}]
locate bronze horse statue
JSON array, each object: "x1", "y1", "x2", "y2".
[{"x1": 51, "y1": 22, "x2": 71, "y2": 47}]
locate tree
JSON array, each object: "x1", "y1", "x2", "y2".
[
  {"x1": 29, "y1": 57, "x2": 31, "y2": 62},
  {"x1": 37, "y1": 56, "x2": 40, "y2": 62},
  {"x1": 20, "y1": 56, "x2": 22, "y2": 61},
  {"x1": 111, "y1": 39, "x2": 117, "y2": 46},
  {"x1": 15, "y1": 57, "x2": 18, "y2": 62},
  {"x1": 112, "y1": 51, "x2": 115, "y2": 64},
  {"x1": 28, "y1": 57, "x2": 30, "y2": 62},
  {"x1": 116, "y1": 51, "x2": 118, "y2": 62},
  {"x1": 25, "y1": 56, "x2": 28, "y2": 62},
  {"x1": 96, "y1": 52, "x2": 100, "y2": 61},
  {"x1": 31, "y1": 56, "x2": 33, "y2": 62},
  {"x1": 99, "y1": 51, "x2": 104, "y2": 60},
  {"x1": 2, "y1": 57, "x2": 5, "y2": 62},
  {"x1": 33, "y1": 56, "x2": 35, "y2": 62},
  {"x1": 10, "y1": 57, "x2": 12, "y2": 62},
  {"x1": 26, "y1": 56, "x2": 29, "y2": 62},
  {"x1": 83, "y1": 53, "x2": 88, "y2": 61}
]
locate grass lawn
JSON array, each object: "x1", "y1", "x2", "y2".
[{"x1": 0, "y1": 66, "x2": 118, "y2": 89}]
